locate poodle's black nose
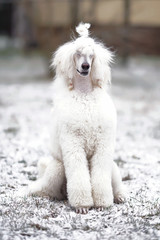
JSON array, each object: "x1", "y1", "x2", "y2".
[{"x1": 82, "y1": 63, "x2": 90, "y2": 70}]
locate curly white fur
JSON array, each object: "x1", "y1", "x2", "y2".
[
  {"x1": 76, "y1": 22, "x2": 91, "y2": 37},
  {"x1": 28, "y1": 23, "x2": 126, "y2": 213}
]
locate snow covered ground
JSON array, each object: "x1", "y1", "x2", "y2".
[{"x1": 0, "y1": 55, "x2": 160, "y2": 240}]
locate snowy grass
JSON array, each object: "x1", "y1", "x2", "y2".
[{"x1": 0, "y1": 56, "x2": 160, "y2": 239}]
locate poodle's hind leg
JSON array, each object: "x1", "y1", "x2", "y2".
[
  {"x1": 28, "y1": 157, "x2": 65, "y2": 200},
  {"x1": 112, "y1": 161, "x2": 127, "y2": 204}
]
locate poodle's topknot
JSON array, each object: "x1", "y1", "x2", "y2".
[{"x1": 76, "y1": 22, "x2": 91, "y2": 37}]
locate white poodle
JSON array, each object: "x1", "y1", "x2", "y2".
[{"x1": 28, "y1": 23, "x2": 126, "y2": 213}]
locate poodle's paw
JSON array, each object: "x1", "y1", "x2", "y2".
[
  {"x1": 28, "y1": 180, "x2": 65, "y2": 200},
  {"x1": 28, "y1": 183, "x2": 39, "y2": 195},
  {"x1": 114, "y1": 187, "x2": 127, "y2": 204},
  {"x1": 93, "y1": 192, "x2": 114, "y2": 209},
  {"x1": 75, "y1": 207, "x2": 90, "y2": 214},
  {"x1": 68, "y1": 187, "x2": 94, "y2": 210},
  {"x1": 114, "y1": 193, "x2": 126, "y2": 204},
  {"x1": 28, "y1": 180, "x2": 44, "y2": 196},
  {"x1": 96, "y1": 206, "x2": 105, "y2": 211}
]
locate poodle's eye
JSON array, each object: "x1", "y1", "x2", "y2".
[
  {"x1": 89, "y1": 54, "x2": 94, "y2": 59},
  {"x1": 76, "y1": 51, "x2": 81, "y2": 57}
]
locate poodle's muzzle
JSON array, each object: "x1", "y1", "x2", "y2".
[{"x1": 77, "y1": 62, "x2": 90, "y2": 76}]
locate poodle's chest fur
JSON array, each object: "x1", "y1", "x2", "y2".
[{"x1": 55, "y1": 89, "x2": 117, "y2": 157}]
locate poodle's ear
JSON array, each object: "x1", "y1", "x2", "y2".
[
  {"x1": 51, "y1": 42, "x2": 75, "y2": 90},
  {"x1": 91, "y1": 44, "x2": 113, "y2": 88}
]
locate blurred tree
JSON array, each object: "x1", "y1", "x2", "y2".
[
  {"x1": 12, "y1": 1, "x2": 37, "y2": 48},
  {"x1": 0, "y1": 2, "x2": 12, "y2": 36}
]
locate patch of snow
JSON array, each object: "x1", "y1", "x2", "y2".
[{"x1": 0, "y1": 56, "x2": 160, "y2": 240}]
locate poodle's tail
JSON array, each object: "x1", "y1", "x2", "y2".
[{"x1": 76, "y1": 22, "x2": 91, "y2": 37}]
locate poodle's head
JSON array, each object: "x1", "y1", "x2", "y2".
[{"x1": 51, "y1": 23, "x2": 113, "y2": 90}]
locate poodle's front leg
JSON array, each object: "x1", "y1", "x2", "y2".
[
  {"x1": 91, "y1": 148, "x2": 114, "y2": 209},
  {"x1": 62, "y1": 141, "x2": 93, "y2": 211}
]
